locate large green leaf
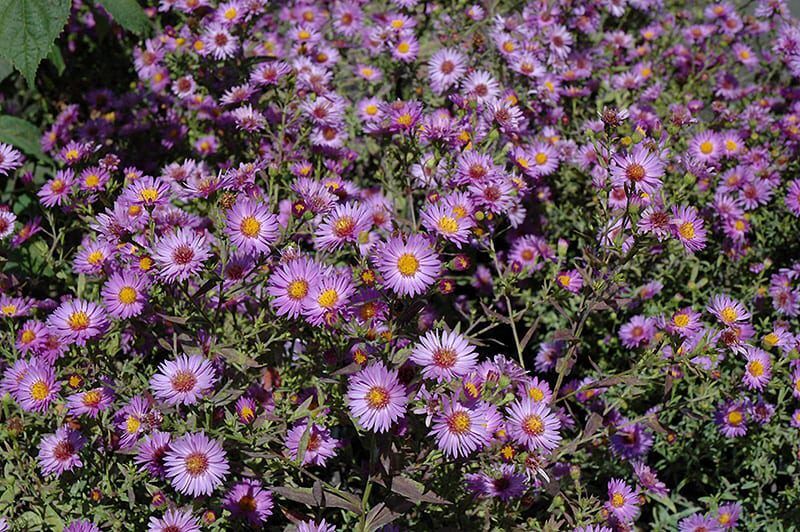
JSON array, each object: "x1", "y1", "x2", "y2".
[
  {"x1": 0, "y1": 0, "x2": 71, "y2": 87},
  {"x1": 99, "y1": 0, "x2": 151, "y2": 35},
  {"x1": 0, "y1": 115, "x2": 46, "y2": 160}
]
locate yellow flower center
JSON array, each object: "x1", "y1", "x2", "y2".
[
  {"x1": 287, "y1": 279, "x2": 309, "y2": 300},
  {"x1": 437, "y1": 216, "x2": 458, "y2": 234},
  {"x1": 139, "y1": 256, "x2": 153, "y2": 271},
  {"x1": 31, "y1": 381, "x2": 50, "y2": 401},
  {"x1": 699, "y1": 140, "x2": 713, "y2": 154},
  {"x1": 528, "y1": 388, "x2": 545, "y2": 401},
  {"x1": 65, "y1": 149, "x2": 79, "y2": 161},
  {"x1": 118, "y1": 287, "x2": 137, "y2": 305},
  {"x1": 720, "y1": 306, "x2": 738, "y2": 323},
  {"x1": 87, "y1": 250, "x2": 105, "y2": 265},
  {"x1": 240, "y1": 216, "x2": 261, "y2": 238},
  {"x1": 748, "y1": 360, "x2": 764, "y2": 377},
  {"x1": 448, "y1": 411, "x2": 472, "y2": 434},
  {"x1": 224, "y1": 7, "x2": 237, "y2": 19},
  {"x1": 1, "y1": 304, "x2": 16, "y2": 315},
  {"x1": 626, "y1": 163, "x2": 646, "y2": 182},
  {"x1": 20, "y1": 329, "x2": 36, "y2": 343},
  {"x1": 764, "y1": 333, "x2": 779, "y2": 346},
  {"x1": 83, "y1": 390, "x2": 102, "y2": 406},
  {"x1": 396, "y1": 113, "x2": 413, "y2": 127},
  {"x1": 365, "y1": 104, "x2": 378, "y2": 116},
  {"x1": 366, "y1": 386, "x2": 389, "y2": 409},
  {"x1": 139, "y1": 188, "x2": 159, "y2": 203},
  {"x1": 673, "y1": 314, "x2": 690, "y2": 328},
  {"x1": 558, "y1": 274, "x2": 572, "y2": 287},
  {"x1": 68, "y1": 311, "x2": 90, "y2": 331},
  {"x1": 611, "y1": 493, "x2": 625, "y2": 508},
  {"x1": 317, "y1": 288, "x2": 339, "y2": 309},
  {"x1": 725, "y1": 139, "x2": 738, "y2": 152},
  {"x1": 333, "y1": 216, "x2": 355, "y2": 237},
  {"x1": 522, "y1": 414, "x2": 544, "y2": 435},
  {"x1": 535, "y1": 152, "x2": 548, "y2": 165},
  {"x1": 397, "y1": 42, "x2": 410, "y2": 54},
  {"x1": 298, "y1": 30, "x2": 311, "y2": 40},
  {"x1": 397, "y1": 253, "x2": 420, "y2": 277},
  {"x1": 184, "y1": 452, "x2": 209, "y2": 475},
  {"x1": 678, "y1": 222, "x2": 695, "y2": 240},
  {"x1": 240, "y1": 405, "x2": 254, "y2": 422},
  {"x1": 727, "y1": 410, "x2": 743, "y2": 426},
  {"x1": 84, "y1": 174, "x2": 100, "y2": 188}
]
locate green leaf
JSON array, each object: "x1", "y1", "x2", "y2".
[
  {"x1": 0, "y1": 58, "x2": 13, "y2": 83},
  {"x1": 47, "y1": 44, "x2": 65, "y2": 75},
  {"x1": 98, "y1": 0, "x2": 151, "y2": 35},
  {"x1": 0, "y1": 115, "x2": 46, "y2": 159},
  {"x1": 0, "y1": 0, "x2": 71, "y2": 87}
]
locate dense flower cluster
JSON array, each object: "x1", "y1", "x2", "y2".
[{"x1": 1, "y1": 0, "x2": 800, "y2": 529}]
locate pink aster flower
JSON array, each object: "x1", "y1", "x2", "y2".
[
  {"x1": 0, "y1": 143, "x2": 23, "y2": 176},
  {"x1": 556, "y1": 270, "x2": 583, "y2": 293},
  {"x1": 619, "y1": 315, "x2": 656, "y2": 348},
  {"x1": 17, "y1": 362, "x2": 60, "y2": 413},
  {"x1": 135, "y1": 430, "x2": 172, "y2": 478},
  {"x1": 38, "y1": 426, "x2": 85, "y2": 476},
  {"x1": 38, "y1": 170, "x2": 75, "y2": 207},
  {"x1": 505, "y1": 398, "x2": 562, "y2": 452},
  {"x1": 15, "y1": 319, "x2": 47, "y2": 354},
  {"x1": 66, "y1": 386, "x2": 115, "y2": 418},
  {"x1": 225, "y1": 197, "x2": 280, "y2": 255},
  {"x1": 147, "y1": 509, "x2": 201, "y2": 532},
  {"x1": 0, "y1": 210, "x2": 16, "y2": 240},
  {"x1": 715, "y1": 399, "x2": 748, "y2": 437},
  {"x1": 707, "y1": 294, "x2": 751, "y2": 326},
  {"x1": 152, "y1": 228, "x2": 212, "y2": 283},
  {"x1": 347, "y1": 362, "x2": 408, "y2": 433},
  {"x1": 101, "y1": 269, "x2": 150, "y2": 319},
  {"x1": 611, "y1": 144, "x2": 665, "y2": 194},
  {"x1": 150, "y1": 354, "x2": 217, "y2": 406},
  {"x1": 605, "y1": 478, "x2": 640, "y2": 523},
  {"x1": 285, "y1": 421, "x2": 340, "y2": 466},
  {"x1": 409, "y1": 328, "x2": 478, "y2": 382},
  {"x1": 666, "y1": 307, "x2": 703, "y2": 337},
  {"x1": 123, "y1": 176, "x2": 172, "y2": 207},
  {"x1": 314, "y1": 202, "x2": 371, "y2": 251},
  {"x1": 420, "y1": 201, "x2": 474, "y2": 248},
  {"x1": 689, "y1": 130, "x2": 721, "y2": 163},
  {"x1": 47, "y1": 299, "x2": 109, "y2": 346},
  {"x1": 164, "y1": 432, "x2": 230, "y2": 497},
  {"x1": 302, "y1": 270, "x2": 355, "y2": 326},
  {"x1": 267, "y1": 256, "x2": 322, "y2": 319},
  {"x1": 671, "y1": 205, "x2": 707, "y2": 253},
  {"x1": 429, "y1": 396, "x2": 492, "y2": 458},
  {"x1": 427, "y1": 48, "x2": 467, "y2": 94},
  {"x1": 374, "y1": 234, "x2": 441, "y2": 297},
  {"x1": 742, "y1": 347, "x2": 771, "y2": 390},
  {"x1": 223, "y1": 479, "x2": 274, "y2": 526}
]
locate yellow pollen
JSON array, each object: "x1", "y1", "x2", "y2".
[
  {"x1": 333, "y1": 216, "x2": 355, "y2": 237},
  {"x1": 65, "y1": 149, "x2": 79, "y2": 161},
  {"x1": 185, "y1": 452, "x2": 209, "y2": 475},
  {"x1": 390, "y1": 19, "x2": 403, "y2": 29},
  {"x1": 118, "y1": 286, "x2": 137, "y2": 305},
  {"x1": 397, "y1": 42, "x2": 410, "y2": 54},
  {"x1": 764, "y1": 333, "x2": 779, "y2": 346},
  {"x1": 719, "y1": 513, "x2": 731, "y2": 525},
  {"x1": 224, "y1": 7, "x2": 237, "y2": 20},
  {"x1": 68, "y1": 311, "x2": 90, "y2": 331},
  {"x1": 21, "y1": 329, "x2": 36, "y2": 343},
  {"x1": 317, "y1": 288, "x2": 339, "y2": 309},
  {"x1": 678, "y1": 222, "x2": 695, "y2": 240},
  {"x1": 87, "y1": 250, "x2": 104, "y2": 265},
  {"x1": 139, "y1": 188, "x2": 159, "y2": 203},
  {"x1": 298, "y1": 30, "x2": 311, "y2": 40},
  {"x1": 502, "y1": 41, "x2": 515, "y2": 52},
  {"x1": 437, "y1": 216, "x2": 458, "y2": 234},
  {"x1": 31, "y1": 381, "x2": 50, "y2": 401},
  {"x1": 365, "y1": 104, "x2": 378, "y2": 115},
  {"x1": 287, "y1": 279, "x2": 309, "y2": 300},
  {"x1": 558, "y1": 274, "x2": 572, "y2": 287},
  {"x1": 611, "y1": 493, "x2": 625, "y2": 508},
  {"x1": 366, "y1": 386, "x2": 389, "y2": 409},
  {"x1": 673, "y1": 314, "x2": 690, "y2": 328},
  {"x1": 396, "y1": 113, "x2": 412, "y2": 127},
  {"x1": 725, "y1": 140, "x2": 738, "y2": 152},
  {"x1": 720, "y1": 306, "x2": 738, "y2": 323},
  {"x1": 139, "y1": 257, "x2": 153, "y2": 271},
  {"x1": 535, "y1": 152, "x2": 548, "y2": 165},
  {"x1": 83, "y1": 390, "x2": 102, "y2": 406},
  {"x1": 528, "y1": 388, "x2": 545, "y2": 401},
  {"x1": 523, "y1": 414, "x2": 544, "y2": 435},
  {"x1": 734, "y1": 220, "x2": 745, "y2": 231},
  {"x1": 727, "y1": 410, "x2": 743, "y2": 425},
  {"x1": 448, "y1": 411, "x2": 472, "y2": 434},
  {"x1": 748, "y1": 360, "x2": 764, "y2": 377},
  {"x1": 361, "y1": 67, "x2": 374, "y2": 77},
  {"x1": 699, "y1": 140, "x2": 714, "y2": 154},
  {"x1": 128, "y1": 205, "x2": 143, "y2": 216},
  {"x1": 239, "y1": 216, "x2": 262, "y2": 238},
  {"x1": 84, "y1": 174, "x2": 100, "y2": 188},
  {"x1": 240, "y1": 405, "x2": 254, "y2": 422},
  {"x1": 397, "y1": 253, "x2": 419, "y2": 277},
  {"x1": 739, "y1": 50, "x2": 750, "y2": 60}
]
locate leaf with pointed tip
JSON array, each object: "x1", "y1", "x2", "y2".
[
  {"x1": 0, "y1": 115, "x2": 46, "y2": 160},
  {"x1": 0, "y1": 0, "x2": 71, "y2": 87},
  {"x1": 98, "y1": 0, "x2": 151, "y2": 35}
]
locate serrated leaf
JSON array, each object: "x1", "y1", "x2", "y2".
[
  {"x1": 0, "y1": 115, "x2": 46, "y2": 159},
  {"x1": 99, "y1": 0, "x2": 151, "y2": 35},
  {"x1": 0, "y1": 0, "x2": 71, "y2": 87}
]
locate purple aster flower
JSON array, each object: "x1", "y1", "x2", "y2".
[
  {"x1": 222, "y1": 479, "x2": 273, "y2": 526},
  {"x1": 429, "y1": 396, "x2": 492, "y2": 458},
  {"x1": 66, "y1": 386, "x2": 115, "y2": 418},
  {"x1": 427, "y1": 48, "x2": 467, "y2": 94},
  {"x1": 410, "y1": 328, "x2": 478, "y2": 382},
  {"x1": 136, "y1": 430, "x2": 172, "y2": 478},
  {"x1": 0, "y1": 143, "x2": 23, "y2": 176},
  {"x1": 374, "y1": 234, "x2": 441, "y2": 297},
  {"x1": 285, "y1": 421, "x2": 339, "y2": 466},
  {"x1": 0, "y1": 211, "x2": 16, "y2": 240},
  {"x1": 611, "y1": 144, "x2": 665, "y2": 194},
  {"x1": 465, "y1": 464, "x2": 527, "y2": 501},
  {"x1": 39, "y1": 170, "x2": 74, "y2": 207},
  {"x1": 235, "y1": 395, "x2": 258, "y2": 425},
  {"x1": 63, "y1": 520, "x2": 101, "y2": 532},
  {"x1": 716, "y1": 502, "x2": 741, "y2": 529},
  {"x1": 164, "y1": 432, "x2": 229, "y2": 497},
  {"x1": 17, "y1": 362, "x2": 60, "y2": 413},
  {"x1": 123, "y1": 176, "x2": 171, "y2": 207},
  {"x1": 302, "y1": 269, "x2": 355, "y2": 326},
  {"x1": 707, "y1": 294, "x2": 750, "y2": 326},
  {"x1": 314, "y1": 202, "x2": 371, "y2": 251},
  {"x1": 671, "y1": 205, "x2": 707, "y2": 253},
  {"x1": 785, "y1": 180, "x2": 800, "y2": 216},
  {"x1": 666, "y1": 307, "x2": 703, "y2": 337},
  {"x1": 715, "y1": 399, "x2": 748, "y2": 437},
  {"x1": 46, "y1": 299, "x2": 108, "y2": 346},
  {"x1": 347, "y1": 362, "x2": 408, "y2": 433},
  {"x1": 297, "y1": 519, "x2": 336, "y2": 532},
  {"x1": 152, "y1": 228, "x2": 212, "y2": 283},
  {"x1": 632, "y1": 461, "x2": 669, "y2": 496},
  {"x1": 15, "y1": 319, "x2": 47, "y2": 354},
  {"x1": 505, "y1": 398, "x2": 562, "y2": 452},
  {"x1": 605, "y1": 478, "x2": 640, "y2": 523},
  {"x1": 420, "y1": 201, "x2": 474, "y2": 248},
  {"x1": 689, "y1": 130, "x2": 721, "y2": 163},
  {"x1": 147, "y1": 508, "x2": 200, "y2": 532},
  {"x1": 619, "y1": 315, "x2": 656, "y2": 349},
  {"x1": 114, "y1": 395, "x2": 153, "y2": 449},
  {"x1": 610, "y1": 420, "x2": 653, "y2": 460},
  {"x1": 742, "y1": 346, "x2": 771, "y2": 390},
  {"x1": 150, "y1": 354, "x2": 216, "y2": 406},
  {"x1": 678, "y1": 513, "x2": 722, "y2": 532},
  {"x1": 38, "y1": 426, "x2": 85, "y2": 476},
  {"x1": 225, "y1": 197, "x2": 279, "y2": 255},
  {"x1": 267, "y1": 256, "x2": 322, "y2": 319},
  {"x1": 556, "y1": 270, "x2": 583, "y2": 293},
  {"x1": 101, "y1": 269, "x2": 150, "y2": 319}
]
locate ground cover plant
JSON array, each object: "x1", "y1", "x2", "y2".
[{"x1": 1, "y1": 0, "x2": 800, "y2": 530}]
